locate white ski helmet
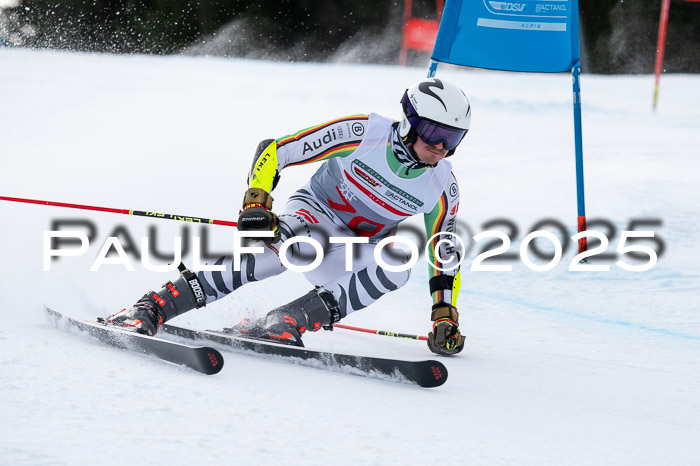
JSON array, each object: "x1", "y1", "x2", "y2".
[{"x1": 400, "y1": 77, "x2": 471, "y2": 153}]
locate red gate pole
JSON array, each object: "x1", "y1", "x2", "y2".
[{"x1": 653, "y1": 0, "x2": 671, "y2": 111}]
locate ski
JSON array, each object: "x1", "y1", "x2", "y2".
[
  {"x1": 45, "y1": 307, "x2": 224, "y2": 375},
  {"x1": 160, "y1": 323, "x2": 448, "y2": 388}
]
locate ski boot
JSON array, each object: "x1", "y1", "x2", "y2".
[
  {"x1": 226, "y1": 287, "x2": 343, "y2": 346},
  {"x1": 105, "y1": 264, "x2": 207, "y2": 336}
]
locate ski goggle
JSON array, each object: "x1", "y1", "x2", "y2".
[{"x1": 401, "y1": 93, "x2": 468, "y2": 150}]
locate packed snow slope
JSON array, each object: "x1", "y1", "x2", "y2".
[{"x1": 1, "y1": 48, "x2": 699, "y2": 465}]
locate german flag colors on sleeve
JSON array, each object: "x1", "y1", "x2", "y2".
[
  {"x1": 275, "y1": 115, "x2": 368, "y2": 169},
  {"x1": 423, "y1": 175, "x2": 461, "y2": 306}
]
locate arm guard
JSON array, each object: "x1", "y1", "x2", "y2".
[{"x1": 248, "y1": 139, "x2": 281, "y2": 192}]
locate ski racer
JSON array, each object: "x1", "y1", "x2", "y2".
[{"x1": 106, "y1": 77, "x2": 471, "y2": 355}]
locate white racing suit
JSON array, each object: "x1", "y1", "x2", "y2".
[{"x1": 196, "y1": 113, "x2": 461, "y2": 318}]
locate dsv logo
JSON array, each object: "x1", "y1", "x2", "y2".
[{"x1": 489, "y1": 2, "x2": 527, "y2": 12}]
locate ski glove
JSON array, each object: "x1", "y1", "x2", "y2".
[
  {"x1": 427, "y1": 304, "x2": 465, "y2": 355},
  {"x1": 237, "y1": 187, "x2": 280, "y2": 244}
]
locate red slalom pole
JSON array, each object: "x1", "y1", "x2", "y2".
[
  {"x1": 653, "y1": 0, "x2": 671, "y2": 111},
  {"x1": 333, "y1": 323, "x2": 428, "y2": 341},
  {"x1": 0, "y1": 196, "x2": 237, "y2": 227}
]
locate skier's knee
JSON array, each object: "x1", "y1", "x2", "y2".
[
  {"x1": 376, "y1": 247, "x2": 411, "y2": 291},
  {"x1": 375, "y1": 264, "x2": 410, "y2": 291}
]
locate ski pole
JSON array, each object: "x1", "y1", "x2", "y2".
[
  {"x1": 0, "y1": 196, "x2": 238, "y2": 227},
  {"x1": 332, "y1": 323, "x2": 428, "y2": 341}
]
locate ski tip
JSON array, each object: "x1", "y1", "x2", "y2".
[
  {"x1": 420, "y1": 360, "x2": 448, "y2": 388},
  {"x1": 202, "y1": 348, "x2": 225, "y2": 375},
  {"x1": 44, "y1": 306, "x2": 63, "y2": 322}
]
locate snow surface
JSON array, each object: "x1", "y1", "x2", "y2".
[{"x1": 1, "y1": 48, "x2": 699, "y2": 465}]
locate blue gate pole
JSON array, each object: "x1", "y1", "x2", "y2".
[
  {"x1": 427, "y1": 59, "x2": 439, "y2": 78},
  {"x1": 572, "y1": 60, "x2": 588, "y2": 254}
]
